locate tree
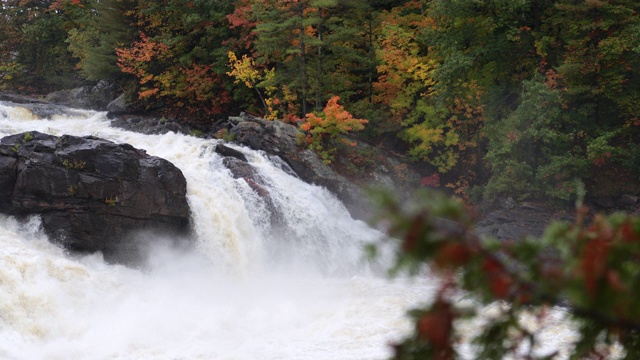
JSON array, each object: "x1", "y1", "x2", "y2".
[
  {"x1": 549, "y1": 0, "x2": 640, "y2": 181},
  {"x1": 484, "y1": 76, "x2": 589, "y2": 201},
  {"x1": 247, "y1": 0, "x2": 375, "y2": 119},
  {"x1": 115, "y1": 0, "x2": 239, "y2": 121},
  {"x1": 227, "y1": 50, "x2": 285, "y2": 120},
  {"x1": 248, "y1": 0, "x2": 312, "y2": 116},
  {"x1": 372, "y1": 1, "x2": 489, "y2": 174},
  {"x1": 299, "y1": 95, "x2": 368, "y2": 163},
  {"x1": 66, "y1": 0, "x2": 138, "y2": 81},
  {"x1": 405, "y1": 0, "x2": 640, "y2": 201},
  {"x1": 372, "y1": 189, "x2": 640, "y2": 359},
  {"x1": 0, "y1": 0, "x2": 81, "y2": 92}
]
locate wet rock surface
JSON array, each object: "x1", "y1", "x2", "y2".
[
  {"x1": 227, "y1": 113, "x2": 419, "y2": 221},
  {"x1": 45, "y1": 80, "x2": 120, "y2": 110},
  {"x1": 109, "y1": 115, "x2": 194, "y2": 135},
  {"x1": 475, "y1": 196, "x2": 640, "y2": 243},
  {"x1": 0, "y1": 131, "x2": 191, "y2": 265},
  {"x1": 476, "y1": 201, "x2": 574, "y2": 241}
]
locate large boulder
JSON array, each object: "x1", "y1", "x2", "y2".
[
  {"x1": 0, "y1": 131, "x2": 191, "y2": 264},
  {"x1": 228, "y1": 113, "x2": 368, "y2": 219}
]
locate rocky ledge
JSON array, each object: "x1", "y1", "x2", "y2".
[
  {"x1": 226, "y1": 113, "x2": 419, "y2": 221},
  {"x1": 0, "y1": 131, "x2": 191, "y2": 265},
  {"x1": 110, "y1": 112, "x2": 420, "y2": 222}
]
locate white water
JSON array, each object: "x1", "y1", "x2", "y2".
[
  {"x1": 0, "y1": 103, "x2": 435, "y2": 360},
  {"x1": 0, "y1": 103, "x2": 595, "y2": 360}
]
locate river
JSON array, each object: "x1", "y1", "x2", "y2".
[
  {"x1": 0, "y1": 102, "x2": 587, "y2": 359},
  {"x1": 0, "y1": 102, "x2": 438, "y2": 360}
]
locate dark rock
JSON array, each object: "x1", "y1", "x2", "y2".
[
  {"x1": 106, "y1": 93, "x2": 128, "y2": 114},
  {"x1": 222, "y1": 156, "x2": 282, "y2": 225},
  {"x1": 476, "y1": 202, "x2": 573, "y2": 241},
  {"x1": 0, "y1": 95, "x2": 96, "y2": 120},
  {"x1": 228, "y1": 113, "x2": 414, "y2": 221},
  {"x1": 215, "y1": 144, "x2": 248, "y2": 162},
  {"x1": 45, "y1": 81, "x2": 120, "y2": 110},
  {"x1": 0, "y1": 131, "x2": 191, "y2": 265},
  {"x1": 499, "y1": 197, "x2": 516, "y2": 210},
  {"x1": 223, "y1": 157, "x2": 256, "y2": 179},
  {"x1": 0, "y1": 92, "x2": 46, "y2": 104},
  {"x1": 110, "y1": 115, "x2": 193, "y2": 135},
  {"x1": 621, "y1": 194, "x2": 639, "y2": 207},
  {"x1": 229, "y1": 113, "x2": 300, "y2": 157},
  {"x1": 245, "y1": 178, "x2": 270, "y2": 198}
]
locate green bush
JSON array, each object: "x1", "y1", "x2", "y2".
[{"x1": 484, "y1": 76, "x2": 588, "y2": 202}]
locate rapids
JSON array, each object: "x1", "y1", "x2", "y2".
[
  {"x1": 0, "y1": 102, "x2": 434, "y2": 360},
  {"x1": 0, "y1": 102, "x2": 587, "y2": 359}
]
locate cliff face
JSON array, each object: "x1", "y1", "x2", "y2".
[{"x1": 0, "y1": 131, "x2": 191, "y2": 265}]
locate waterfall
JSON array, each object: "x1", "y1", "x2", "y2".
[
  {"x1": 0, "y1": 102, "x2": 434, "y2": 360},
  {"x1": 0, "y1": 102, "x2": 585, "y2": 359}
]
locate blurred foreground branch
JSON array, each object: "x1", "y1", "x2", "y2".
[{"x1": 370, "y1": 189, "x2": 640, "y2": 360}]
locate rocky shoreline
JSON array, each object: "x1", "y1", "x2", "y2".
[{"x1": 2, "y1": 90, "x2": 639, "y2": 257}]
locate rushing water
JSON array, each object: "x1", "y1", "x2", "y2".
[
  {"x1": 0, "y1": 102, "x2": 437, "y2": 360},
  {"x1": 0, "y1": 102, "x2": 593, "y2": 360}
]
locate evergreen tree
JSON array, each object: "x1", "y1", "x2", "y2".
[
  {"x1": 67, "y1": 0, "x2": 138, "y2": 81},
  {"x1": 0, "y1": 0, "x2": 80, "y2": 92},
  {"x1": 249, "y1": 0, "x2": 374, "y2": 118}
]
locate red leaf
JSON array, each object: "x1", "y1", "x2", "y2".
[
  {"x1": 482, "y1": 259, "x2": 513, "y2": 299},
  {"x1": 420, "y1": 173, "x2": 441, "y2": 188},
  {"x1": 581, "y1": 237, "x2": 610, "y2": 297},
  {"x1": 417, "y1": 300, "x2": 454, "y2": 357},
  {"x1": 606, "y1": 270, "x2": 626, "y2": 292},
  {"x1": 434, "y1": 243, "x2": 471, "y2": 269},
  {"x1": 620, "y1": 222, "x2": 638, "y2": 243}
]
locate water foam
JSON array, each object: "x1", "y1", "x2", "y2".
[
  {"x1": 0, "y1": 103, "x2": 432, "y2": 359},
  {"x1": 0, "y1": 102, "x2": 590, "y2": 360}
]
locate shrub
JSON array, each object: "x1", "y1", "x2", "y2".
[
  {"x1": 371, "y1": 189, "x2": 640, "y2": 359},
  {"x1": 484, "y1": 76, "x2": 588, "y2": 202},
  {"x1": 299, "y1": 96, "x2": 368, "y2": 164}
]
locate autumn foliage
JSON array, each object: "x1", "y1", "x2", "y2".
[
  {"x1": 373, "y1": 189, "x2": 640, "y2": 359},
  {"x1": 299, "y1": 96, "x2": 367, "y2": 163},
  {"x1": 116, "y1": 30, "x2": 231, "y2": 118},
  {"x1": 2, "y1": 0, "x2": 637, "y2": 194}
]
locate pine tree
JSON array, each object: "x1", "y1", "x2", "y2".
[
  {"x1": 67, "y1": 0, "x2": 138, "y2": 81},
  {"x1": 249, "y1": 0, "x2": 373, "y2": 118},
  {"x1": 115, "y1": 0, "x2": 240, "y2": 120},
  {"x1": 0, "y1": 0, "x2": 81, "y2": 92}
]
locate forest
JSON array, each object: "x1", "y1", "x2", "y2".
[
  {"x1": 2, "y1": 1, "x2": 640, "y2": 358},
  {"x1": 1, "y1": 0, "x2": 638, "y2": 204}
]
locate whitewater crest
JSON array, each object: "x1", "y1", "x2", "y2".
[
  {"x1": 0, "y1": 102, "x2": 432, "y2": 360},
  {"x1": 0, "y1": 102, "x2": 584, "y2": 360}
]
